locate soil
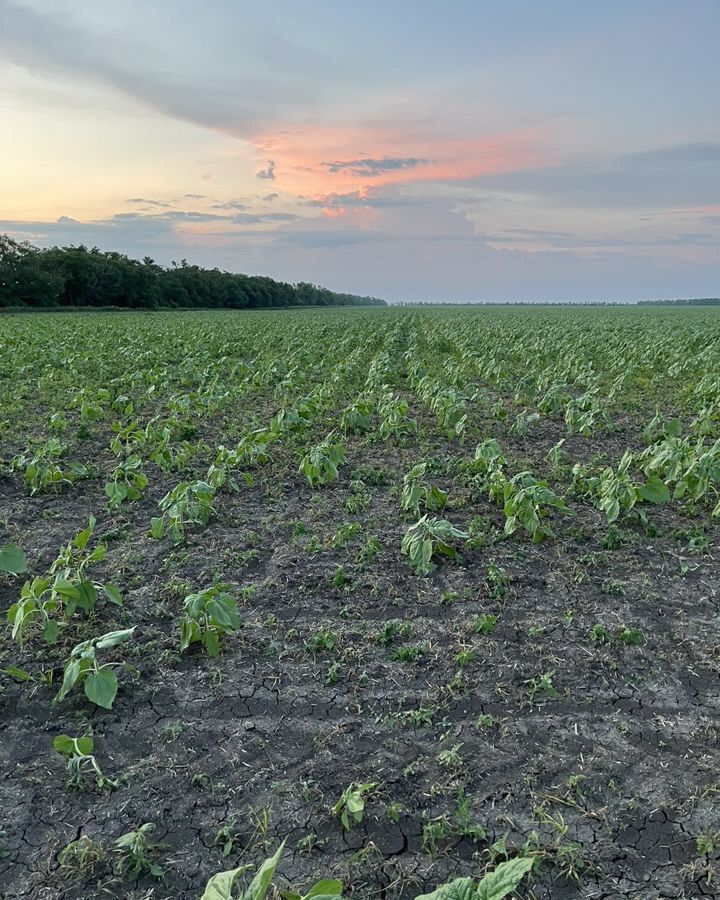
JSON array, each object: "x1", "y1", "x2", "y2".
[{"x1": 0, "y1": 313, "x2": 719, "y2": 900}]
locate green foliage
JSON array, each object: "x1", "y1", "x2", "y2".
[
  {"x1": 401, "y1": 463, "x2": 448, "y2": 517},
  {"x1": 414, "y1": 858, "x2": 534, "y2": 900},
  {"x1": 0, "y1": 544, "x2": 27, "y2": 574},
  {"x1": 0, "y1": 235, "x2": 386, "y2": 310},
  {"x1": 340, "y1": 397, "x2": 374, "y2": 433},
  {"x1": 500, "y1": 471, "x2": 573, "y2": 542},
  {"x1": 474, "y1": 439, "x2": 506, "y2": 472},
  {"x1": 378, "y1": 390, "x2": 417, "y2": 440},
  {"x1": 332, "y1": 782, "x2": 378, "y2": 830},
  {"x1": 104, "y1": 455, "x2": 148, "y2": 508},
  {"x1": 401, "y1": 515, "x2": 468, "y2": 576},
  {"x1": 11, "y1": 439, "x2": 89, "y2": 494},
  {"x1": 114, "y1": 823, "x2": 164, "y2": 879},
  {"x1": 151, "y1": 480, "x2": 215, "y2": 543},
  {"x1": 179, "y1": 585, "x2": 241, "y2": 656},
  {"x1": 53, "y1": 734, "x2": 119, "y2": 791},
  {"x1": 7, "y1": 517, "x2": 122, "y2": 646},
  {"x1": 591, "y1": 451, "x2": 670, "y2": 523},
  {"x1": 54, "y1": 628, "x2": 136, "y2": 709},
  {"x1": 201, "y1": 842, "x2": 345, "y2": 900},
  {"x1": 299, "y1": 435, "x2": 347, "y2": 487}
]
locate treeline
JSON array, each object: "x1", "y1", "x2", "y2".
[
  {"x1": 637, "y1": 298, "x2": 720, "y2": 306},
  {"x1": 0, "y1": 236, "x2": 386, "y2": 310},
  {"x1": 400, "y1": 298, "x2": 720, "y2": 307},
  {"x1": 396, "y1": 300, "x2": 636, "y2": 307}
]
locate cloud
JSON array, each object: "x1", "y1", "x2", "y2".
[
  {"x1": 304, "y1": 188, "x2": 418, "y2": 208},
  {"x1": 273, "y1": 229, "x2": 387, "y2": 248},
  {"x1": 184, "y1": 193, "x2": 206, "y2": 199},
  {"x1": 464, "y1": 141, "x2": 720, "y2": 208},
  {"x1": 0, "y1": 0, "x2": 329, "y2": 137},
  {"x1": 114, "y1": 211, "x2": 228, "y2": 223},
  {"x1": 478, "y1": 227, "x2": 720, "y2": 248},
  {"x1": 231, "y1": 212, "x2": 299, "y2": 223},
  {"x1": 252, "y1": 125, "x2": 551, "y2": 195},
  {"x1": 126, "y1": 197, "x2": 173, "y2": 208},
  {"x1": 212, "y1": 200, "x2": 250, "y2": 210},
  {"x1": 324, "y1": 156, "x2": 432, "y2": 177},
  {"x1": 256, "y1": 160, "x2": 276, "y2": 180}
]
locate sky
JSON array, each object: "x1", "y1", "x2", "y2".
[{"x1": 0, "y1": 0, "x2": 719, "y2": 303}]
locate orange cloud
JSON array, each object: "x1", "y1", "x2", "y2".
[{"x1": 251, "y1": 122, "x2": 553, "y2": 198}]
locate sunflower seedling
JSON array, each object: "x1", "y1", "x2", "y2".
[
  {"x1": 401, "y1": 515, "x2": 468, "y2": 576},
  {"x1": 333, "y1": 781, "x2": 378, "y2": 830},
  {"x1": 53, "y1": 734, "x2": 119, "y2": 791},
  {"x1": 179, "y1": 585, "x2": 241, "y2": 657},
  {"x1": 54, "y1": 627, "x2": 136, "y2": 709},
  {"x1": 114, "y1": 823, "x2": 164, "y2": 879}
]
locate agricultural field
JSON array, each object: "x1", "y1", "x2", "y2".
[{"x1": 0, "y1": 305, "x2": 719, "y2": 900}]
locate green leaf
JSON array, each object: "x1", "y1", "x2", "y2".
[
  {"x1": 105, "y1": 482, "x2": 127, "y2": 507},
  {"x1": 75, "y1": 735, "x2": 94, "y2": 755},
  {"x1": 74, "y1": 517, "x2": 96, "y2": 551},
  {"x1": 103, "y1": 583, "x2": 123, "y2": 606},
  {"x1": 605, "y1": 499, "x2": 620, "y2": 523},
  {"x1": 475, "y1": 858, "x2": 534, "y2": 900},
  {"x1": 203, "y1": 629, "x2": 221, "y2": 657},
  {"x1": 44, "y1": 620, "x2": 61, "y2": 643},
  {"x1": 150, "y1": 516, "x2": 165, "y2": 539},
  {"x1": 84, "y1": 669, "x2": 118, "y2": 708},
  {"x1": 75, "y1": 579, "x2": 97, "y2": 612},
  {"x1": 639, "y1": 475, "x2": 670, "y2": 504},
  {"x1": 414, "y1": 877, "x2": 475, "y2": 900},
  {"x1": 3, "y1": 666, "x2": 32, "y2": 681},
  {"x1": 201, "y1": 864, "x2": 253, "y2": 900},
  {"x1": 179, "y1": 617, "x2": 199, "y2": 652},
  {"x1": 53, "y1": 734, "x2": 76, "y2": 755},
  {"x1": 0, "y1": 544, "x2": 28, "y2": 574},
  {"x1": 302, "y1": 880, "x2": 344, "y2": 898},
  {"x1": 95, "y1": 627, "x2": 135, "y2": 649},
  {"x1": 55, "y1": 658, "x2": 82, "y2": 702},
  {"x1": 54, "y1": 734, "x2": 93, "y2": 756},
  {"x1": 207, "y1": 594, "x2": 241, "y2": 630},
  {"x1": 239, "y1": 842, "x2": 285, "y2": 900}
]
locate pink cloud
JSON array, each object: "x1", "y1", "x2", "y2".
[{"x1": 250, "y1": 121, "x2": 555, "y2": 198}]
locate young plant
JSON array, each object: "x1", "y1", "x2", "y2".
[
  {"x1": 526, "y1": 671, "x2": 559, "y2": 702},
  {"x1": 151, "y1": 480, "x2": 215, "y2": 543},
  {"x1": 11, "y1": 439, "x2": 89, "y2": 494},
  {"x1": 114, "y1": 823, "x2": 164, "y2": 879},
  {"x1": 104, "y1": 455, "x2": 148, "y2": 508},
  {"x1": 332, "y1": 781, "x2": 378, "y2": 830},
  {"x1": 500, "y1": 472, "x2": 572, "y2": 542},
  {"x1": 179, "y1": 585, "x2": 241, "y2": 657},
  {"x1": 201, "y1": 841, "x2": 344, "y2": 900},
  {"x1": 401, "y1": 515, "x2": 468, "y2": 576},
  {"x1": 401, "y1": 462, "x2": 448, "y2": 517},
  {"x1": 594, "y1": 450, "x2": 669, "y2": 523},
  {"x1": 374, "y1": 389, "x2": 415, "y2": 440},
  {"x1": 299, "y1": 434, "x2": 347, "y2": 487},
  {"x1": 7, "y1": 518, "x2": 122, "y2": 646},
  {"x1": 54, "y1": 627, "x2": 136, "y2": 709},
  {"x1": 53, "y1": 734, "x2": 119, "y2": 791},
  {"x1": 473, "y1": 438, "x2": 506, "y2": 474},
  {"x1": 415, "y1": 857, "x2": 534, "y2": 900},
  {"x1": 340, "y1": 397, "x2": 374, "y2": 434}
]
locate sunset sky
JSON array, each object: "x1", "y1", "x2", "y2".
[{"x1": 1, "y1": 0, "x2": 718, "y2": 302}]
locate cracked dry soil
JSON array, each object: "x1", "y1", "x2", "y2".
[{"x1": 1, "y1": 395, "x2": 719, "y2": 900}]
